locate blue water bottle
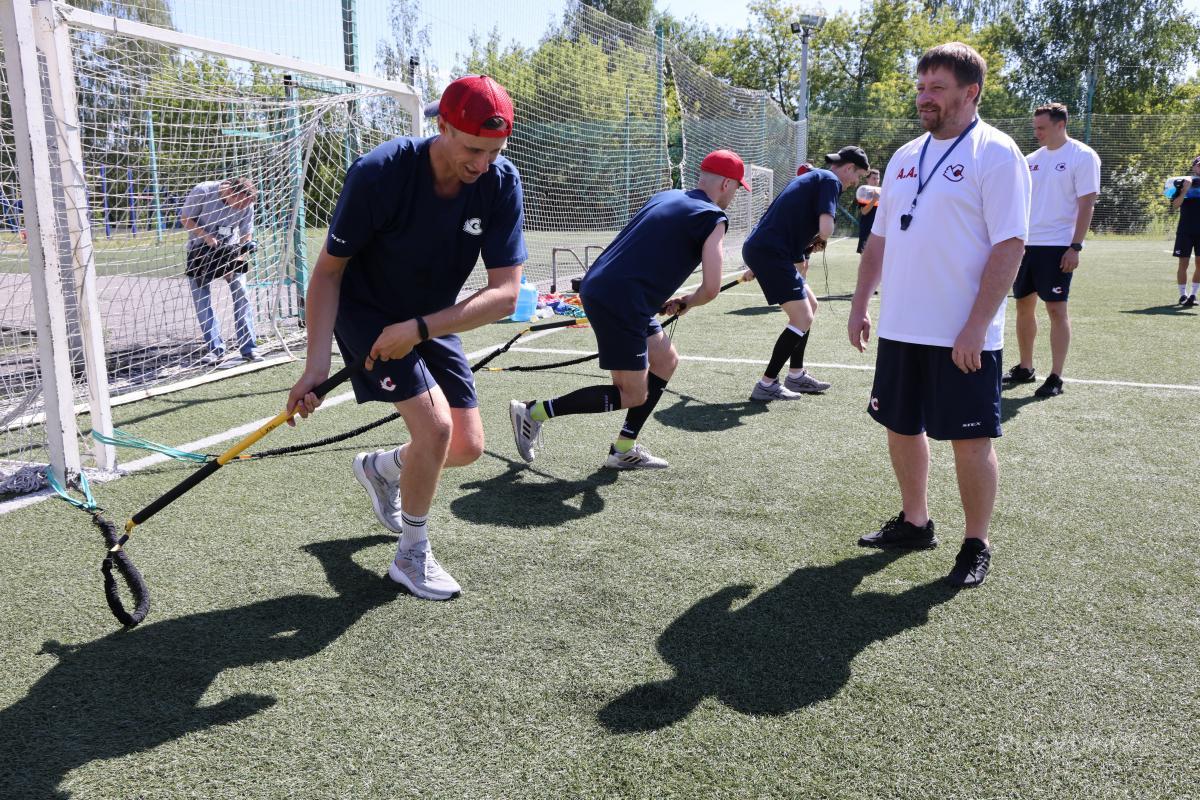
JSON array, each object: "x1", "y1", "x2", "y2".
[{"x1": 511, "y1": 276, "x2": 538, "y2": 322}]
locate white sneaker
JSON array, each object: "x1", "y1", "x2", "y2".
[
  {"x1": 352, "y1": 450, "x2": 403, "y2": 533},
  {"x1": 509, "y1": 399, "x2": 543, "y2": 463},
  {"x1": 784, "y1": 369, "x2": 832, "y2": 393},
  {"x1": 749, "y1": 380, "x2": 804, "y2": 402},
  {"x1": 198, "y1": 350, "x2": 226, "y2": 366},
  {"x1": 604, "y1": 443, "x2": 669, "y2": 470},
  {"x1": 388, "y1": 547, "x2": 461, "y2": 600}
]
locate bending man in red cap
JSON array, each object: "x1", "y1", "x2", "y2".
[
  {"x1": 286, "y1": 75, "x2": 526, "y2": 601},
  {"x1": 509, "y1": 150, "x2": 748, "y2": 470}
]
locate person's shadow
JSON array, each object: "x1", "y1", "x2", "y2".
[
  {"x1": 1000, "y1": 393, "x2": 1042, "y2": 424},
  {"x1": 653, "y1": 390, "x2": 770, "y2": 434},
  {"x1": 1121, "y1": 304, "x2": 1196, "y2": 316},
  {"x1": 598, "y1": 551, "x2": 956, "y2": 733},
  {"x1": 451, "y1": 451, "x2": 618, "y2": 527},
  {"x1": 0, "y1": 534, "x2": 396, "y2": 800}
]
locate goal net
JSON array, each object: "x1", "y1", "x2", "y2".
[{"x1": 0, "y1": 2, "x2": 418, "y2": 488}]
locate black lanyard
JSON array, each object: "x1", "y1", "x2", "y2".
[{"x1": 900, "y1": 117, "x2": 979, "y2": 231}]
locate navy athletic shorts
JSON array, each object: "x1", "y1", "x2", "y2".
[
  {"x1": 1013, "y1": 245, "x2": 1072, "y2": 302},
  {"x1": 743, "y1": 245, "x2": 807, "y2": 305},
  {"x1": 579, "y1": 294, "x2": 663, "y2": 372},
  {"x1": 867, "y1": 338, "x2": 1002, "y2": 441},
  {"x1": 1173, "y1": 227, "x2": 1200, "y2": 258},
  {"x1": 334, "y1": 319, "x2": 477, "y2": 408}
]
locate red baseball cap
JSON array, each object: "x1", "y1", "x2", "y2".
[
  {"x1": 424, "y1": 75, "x2": 514, "y2": 138},
  {"x1": 700, "y1": 149, "x2": 750, "y2": 191}
]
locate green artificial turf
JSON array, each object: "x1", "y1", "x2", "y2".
[{"x1": 1, "y1": 238, "x2": 1196, "y2": 799}]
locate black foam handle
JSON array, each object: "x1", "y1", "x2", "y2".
[{"x1": 93, "y1": 513, "x2": 150, "y2": 627}]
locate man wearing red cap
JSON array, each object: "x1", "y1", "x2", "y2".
[
  {"x1": 744, "y1": 145, "x2": 869, "y2": 401},
  {"x1": 286, "y1": 75, "x2": 527, "y2": 601},
  {"x1": 509, "y1": 150, "x2": 748, "y2": 469}
]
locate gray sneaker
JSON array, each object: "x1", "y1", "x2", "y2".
[
  {"x1": 784, "y1": 368, "x2": 831, "y2": 393},
  {"x1": 352, "y1": 450, "x2": 403, "y2": 533},
  {"x1": 198, "y1": 349, "x2": 227, "y2": 366},
  {"x1": 388, "y1": 546, "x2": 461, "y2": 600},
  {"x1": 750, "y1": 380, "x2": 804, "y2": 402},
  {"x1": 604, "y1": 443, "x2": 669, "y2": 470},
  {"x1": 509, "y1": 399, "x2": 543, "y2": 463}
]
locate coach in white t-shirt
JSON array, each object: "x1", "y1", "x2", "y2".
[
  {"x1": 848, "y1": 42, "x2": 1031, "y2": 589},
  {"x1": 1003, "y1": 103, "x2": 1100, "y2": 398}
]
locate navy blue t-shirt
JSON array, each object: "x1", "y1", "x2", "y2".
[
  {"x1": 326, "y1": 136, "x2": 527, "y2": 324},
  {"x1": 580, "y1": 189, "x2": 727, "y2": 317},
  {"x1": 744, "y1": 169, "x2": 842, "y2": 262}
]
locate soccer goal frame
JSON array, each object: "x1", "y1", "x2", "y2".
[{"x1": 0, "y1": 0, "x2": 422, "y2": 487}]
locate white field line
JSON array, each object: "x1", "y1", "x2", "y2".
[{"x1": 508, "y1": 346, "x2": 1200, "y2": 391}]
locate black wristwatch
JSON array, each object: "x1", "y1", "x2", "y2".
[
  {"x1": 1069, "y1": 242, "x2": 1084, "y2": 252},
  {"x1": 414, "y1": 316, "x2": 430, "y2": 341}
]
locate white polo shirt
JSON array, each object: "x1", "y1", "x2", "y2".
[
  {"x1": 1026, "y1": 138, "x2": 1101, "y2": 246},
  {"x1": 874, "y1": 119, "x2": 1031, "y2": 351}
]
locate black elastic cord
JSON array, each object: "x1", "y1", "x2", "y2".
[{"x1": 92, "y1": 511, "x2": 150, "y2": 627}]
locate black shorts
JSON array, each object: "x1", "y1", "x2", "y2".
[
  {"x1": 1013, "y1": 245, "x2": 1071, "y2": 302},
  {"x1": 867, "y1": 338, "x2": 1002, "y2": 440},
  {"x1": 743, "y1": 245, "x2": 807, "y2": 305},
  {"x1": 1173, "y1": 228, "x2": 1200, "y2": 258},
  {"x1": 579, "y1": 294, "x2": 662, "y2": 372},
  {"x1": 334, "y1": 320, "x2": 478, "y2": 408}
]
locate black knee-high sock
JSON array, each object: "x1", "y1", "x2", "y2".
[
  {"x1": 619, "y1": 372, "x2": 669, "y2": 440},
  {"x1": 789, "y1": 326, "x2": 811, "y2": 370},
  {"x1": 764, "y1": 327, "x2": 804, "y2": 380},
  {"x1": 543, "y1": 385, "x2": 623, "y2": 417}
]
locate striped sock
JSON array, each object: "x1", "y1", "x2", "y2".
[
  {"x1": 373, "y1": 448, "x2": 403, "y2": 482},
  {"x1": 399, "y1": 511, "x2": 429, "y2": 552}
]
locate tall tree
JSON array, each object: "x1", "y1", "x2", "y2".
[
  {"x1": 996, "y1": 0, "x2": 1200, "y2": 114},
  {"x1": 578, "y1": 0, "x2": 654, "y2": 29}
]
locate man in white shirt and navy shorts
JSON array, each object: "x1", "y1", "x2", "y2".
[
  {"x1": 848, "y1": 42, "x2": 1031, "y2": 589},
  {"x1": 1003, "y1": 103, "x2": 1100, "y2": 398}
]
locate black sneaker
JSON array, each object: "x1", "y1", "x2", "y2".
[
  {"x1": 1002, "y1": 364, "x2": 1036, "y2": 384},
  {"x1": 858, "y1": 512, "x2": 938, "y2": 550},
  {"x1": 945, "y1": 538, "x2": 991, "y2": 588},
  {"x1": 1034, "y1": 373, "x2": 1064, "y2": 398},
  {"x1": 1185, "y1": 294, "x2": 1198, "y2": 308},
  {"x1": 1181, "y1": 295, "x2": 1190, "y2": 306}
]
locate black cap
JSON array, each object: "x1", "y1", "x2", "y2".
[{"x1": 825, "y1": 145, "x2": 870, "y2": 171}]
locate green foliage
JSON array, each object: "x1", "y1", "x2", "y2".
[
  {"x1": 577, "y1": 0, "x2": 654, "y2": 29},
  {"x1": 995, "y1": 0, "x2": 1200, "y2": 114}
]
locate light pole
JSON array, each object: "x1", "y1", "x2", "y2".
[{"x1": 791, "y1": 14, "x2": 826, "y2": 170}]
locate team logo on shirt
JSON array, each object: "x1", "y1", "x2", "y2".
[
  {"x1": 1029, "y1": 164, "x2": 1039, "y2": 172},
  {"x1": 942, "y1": 164, "x2": 965, "y2": 182},
  {"x1": 870, "y1": 397, "x2": 880, "y2": 411},
  {"x1": 380, "y1": 377, "x2": 396, "y2": 392},
  {"x1": 1055, "y1": 162, "x2": 1067, "y2": 172},
  {"x1": 896, "y1": 167, "x2": 918, "y2": 180},
  {"x1": 330, "y1": 233, "x2": 347, "y2": 244},
  {"x1": 463, "y1": 218, "x2": 483, "y2": 235}
]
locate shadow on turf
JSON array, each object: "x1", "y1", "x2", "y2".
[
  {"x1": 653, "y1": 390, "x2": 770, "y2": 433},
  {"x1": 598, "y1": 550, "x2": 956, "y2": 733},
  {"x1": 0, "y1": 534, "x2": 396, "y2": 800},
  {"x1": 1120, "y1": 304, "x2": 1196, "y2": 316},
  {"x1": 1000, "y1": 392, "x2": 1042, "y2": 423},
  {"x1": 451, "y1": 450, "x2": 618, "y2": 527}
]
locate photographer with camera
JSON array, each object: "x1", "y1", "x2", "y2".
[{"x1": 181, "y1": 176, "x2": 262, "y2": 366}]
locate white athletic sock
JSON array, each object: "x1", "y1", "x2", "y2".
[
  {"x1": 1181, "y1": 284, "x2": 1189, "y2": 298},
  {"x1": 1192, "y1": 283, "x2": 1200, "y2": 297},
  {"x1": 787, "y1": 368, "x2": 804, "y2": 378},
  {"x1": 398, "y1": 511, "x2": 430, "y2": 553},
  {"x1": 373, "y1": 447, "x2": 403, "y2": 482},
  {"x1": 758, "y1": 377, "x2": 777, "y2": 388}
]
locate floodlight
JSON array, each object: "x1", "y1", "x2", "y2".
[{"x1": 791, "y1": 14, "x2": 826, "y2": 32}]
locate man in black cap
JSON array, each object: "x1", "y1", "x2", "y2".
[{"x1": 743, "y1": 146, "x2": 869, "y2": 401}]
